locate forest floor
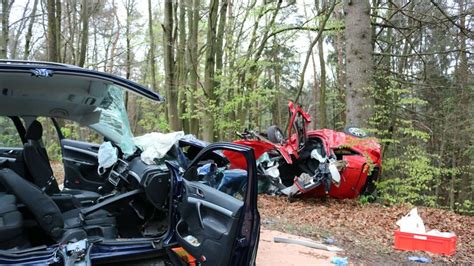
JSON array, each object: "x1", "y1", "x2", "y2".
[{"x1": 258, "y1": 195, "x2": 474, "y2": 265}]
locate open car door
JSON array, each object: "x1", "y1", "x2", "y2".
[
  {"x1": 171, "y1": 143, "x2": 260, "y2": 265},
  {"x1": 287, "y1": 102, "x2": 311, "y2": 153}
]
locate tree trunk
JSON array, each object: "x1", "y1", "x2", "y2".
[
  {"x1": 187, "y1": 0, "x2": 199, "y2": 136},
  {"x1": 177, "y1": 0, "x2": 188, "y2": 132},
  {"x1": 343, "y1": 0, "x2": 374, "y2": 128},
  {"x1": 78, "y1": 0, "x2": 89, "y2": 67},
  {"x1": 55, "y1": 0, "x2": 61, "y2": 61},
  {"x1": 148, "y1": 0, "x2": 158, "y2": 91},
  {"x1": 47, "y1": 0, "x2": 59, "y2": 62},
  {"x1": 202, "y1": 0, "x2": 219, "y2": 141},
  {"x1": 317, "y1": 31, "x2": 327, "y2": 128},
  {"x1": 334, "y1": 7, "x2": 346, "y2": 128},
  {"x1": 311, "y1": 51, "x2": 320, "y2": 129},
  {"x1": 456, "y1": 0, "x2": 471, "y2": 204},
  {"x1": 163, "y1": 0, "x2": 181, "y2": 131},
  {"x1": 24, "y1": 0, "x2": 38, "y2": 59},
  {"x1": 215, "y1": 0, "x2": 227, "y2": 76},
  {"x1": 1, "y1": 0, "x2": 13, "y2": 59}
]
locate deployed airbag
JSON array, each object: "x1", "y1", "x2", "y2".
[{"x1": 134, "y1": 131, "x2": 185, "y2": 165}]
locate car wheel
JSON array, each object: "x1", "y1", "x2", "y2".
[
  {"x1": 267, "y1": 125, "x2": 285, "y2": 144},
  {"x1": 343, "y1": 126, "x2": 368, "y2": 138}
]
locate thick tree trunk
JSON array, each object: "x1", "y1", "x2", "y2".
[
  {"x1": 187, "y1": 0, "x2": 199, "y2": 136},
  {"x1": 456, "y1": 0, "x2": 471, "y2": 204},
  {"x1": 163, "y1": 0, "x2": 181, "y2": 131},
  {"x1": 343, "y1": 0, "x2": 374, "y2": 128},
  {"x1": 47, "y1": 0, "x2": 59, "y2": 62},
  {"x1": 202, "y1": 0, "x2": 219, "y2": 141}
]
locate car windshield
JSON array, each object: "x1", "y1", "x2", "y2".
[{"x1": 86, "y1": 84, "x2": 135, "y2": 156}]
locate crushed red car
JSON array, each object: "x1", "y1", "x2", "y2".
[{"x1": 224, "y1": 101, "x2": 382, "y2": 199}]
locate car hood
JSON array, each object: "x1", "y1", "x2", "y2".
[{"x1": 0, "y1": 60, "x2": 164, "y2": 155}]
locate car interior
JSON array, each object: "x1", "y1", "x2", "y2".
[
  {"x1": 0, "y1": 64, "x2": 256, "y2": 264},
  {"x1": 0, "y1": 116, "x2": 173, "y2": 250},
  {"x1": 0, "y1": 116, "x2": 252, "y2": 265}
]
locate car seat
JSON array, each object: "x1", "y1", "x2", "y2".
[
  {"x1": 22, "y1": 120, "x2": 100, "y2": 202},
  {"x1": 0, "y1": 168, "x2": 116, "y2": 242}
]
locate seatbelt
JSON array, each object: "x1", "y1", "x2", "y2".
[{"x1": 41, "y1": 175, "x2": 56, "y2": 193}]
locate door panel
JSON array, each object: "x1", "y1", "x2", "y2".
[
  {"x1": 174, "y1": 143, "x2": 260, "y2": 266},
  {"x1": 0, "y1": 148, "x2": 26, "y2": 180},
  {"x1": 0, "y1": 147, "x2": 22, "y2": 160},
  {"x1": 61, "y1": 139, "x2": 105, "y2": 192},
  {"x1": 176, "y1": 180, "x2": 243, "y2": 265}
]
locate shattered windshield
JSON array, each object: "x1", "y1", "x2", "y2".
[{"x1": 87, "y1": 85, "x2": 135, "y2": 156}]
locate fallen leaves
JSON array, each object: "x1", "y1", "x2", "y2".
[{"x1": 259, "y1": 195, "x2": 474, "y2": 264}]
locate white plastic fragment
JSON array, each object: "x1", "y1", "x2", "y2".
[
  {"x1": 329, "y1": 162, "x2": 341, "y2": 185},
  {"x1": 310, "y1": 149, "x2": 326, "y2": 163}
]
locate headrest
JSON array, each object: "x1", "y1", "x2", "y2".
[{"x1": 25, "y1": 120, "x2": 43, "y2": 141}]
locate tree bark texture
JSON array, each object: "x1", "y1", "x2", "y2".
[
  {"x1": 177, "y1": 0, "x2": 189, "y2": 132},
  {"x1": 23, "y1": 0, "x2": 38, "y2": 59},
  {"x1": 78, "y1": 0, "x2": 89, "y2": 67},
  {"x1": 163, "y1": 0, "x2": 181, "y2": 131},
  {"x1": 1, "y1": 0, "x2": 13, "y2": 59},
  {"x1": 202, "y1": 0, "x2": 219, "y2": 141},
  {"x1": 187, "y1": 0, "x2": 199, "y2": 136},
  {"x1": 343, "y1": 0, "x2": 374, "y2": 128},
  {"x1": 47, "y1": 0, "x2": 59, "y2": 62}
]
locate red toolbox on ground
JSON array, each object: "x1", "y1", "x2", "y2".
[{"x1": 394, "y1": 230, "x2": 456, "y2": 256}]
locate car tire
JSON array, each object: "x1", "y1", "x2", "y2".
[
  {"x1": 343, "y1": 126, "x2": 368, "y2": 138},
  {"x1": 267, "y1": 125, "x2": 285, "y2": 144}
]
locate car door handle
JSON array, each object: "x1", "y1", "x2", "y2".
[
  {"x1": 196, "y1": 188, "x2": 204, "y2": 198},
  {"x1": 188, "y1": 197, "x2": 234, "y2": 217}
]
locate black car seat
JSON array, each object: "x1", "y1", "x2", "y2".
[
  {"x1": 23, "y1": 120, "x2": 61, "y2": 194},
  {"x1": 0, "y1": 169, "x2": 116, "y2": 242},
  {"x1": 22, "y1": 120, "x2": 100, "y2": 201},
  {"x1": 0, "y1": 192, "x2": 24, "y2": 249}
]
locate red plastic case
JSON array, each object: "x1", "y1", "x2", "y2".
[{"x1": 394, "y1": 230, "x2": 456, "y2": 256}]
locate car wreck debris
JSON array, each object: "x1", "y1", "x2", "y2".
[
  {"x1": 273, "y1": 237, "x2": 343, "y2": 252},
  {"x1": 226, "y1": 101, "x2": 382, "y2": 200}
]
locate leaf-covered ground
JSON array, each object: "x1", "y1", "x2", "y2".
[{"x1": 258, "y1": 195, "x2": 474, "y2": 264}]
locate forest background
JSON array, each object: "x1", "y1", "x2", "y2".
[{"x1": 0, "y1": 0, "x2": 472, "y2": 214}]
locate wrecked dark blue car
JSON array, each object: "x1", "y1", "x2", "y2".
[{"x1": 0, "y1": 60, "x2": 260, "y2": 265}]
